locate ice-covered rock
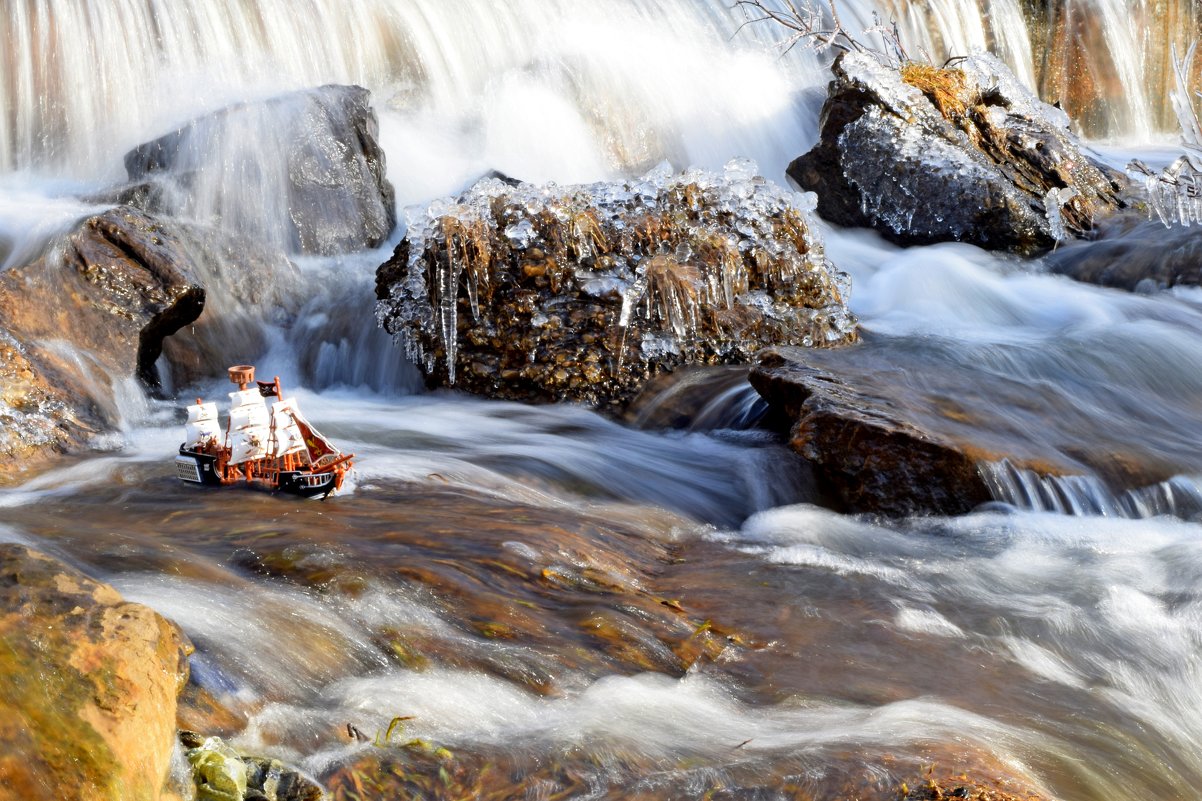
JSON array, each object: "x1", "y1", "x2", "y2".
[
  {"x1": 789, "y1": 52, "x2": 1126, "y2": 255},
  {"x1": 376, "y1": 161, "x2": 857, "y2": 413},
  {"x1": 1128, "y1": 157, "x2": 1202, "y2": 229}
]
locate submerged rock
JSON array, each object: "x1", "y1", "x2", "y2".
[
  {"x1": 0, "y1": 544, "x2": 191, "y2": 801},
  {"x1": 181, "y1": 734, "x2": 323, "y2": 801},
  {"x1": 125, "y1": 85, "x2": 395, "y2": 256},
  {"x1": 790, "y1": 52, "x2": 1125, "y2": 254},
  {"x1": 376, "y1": 160, "x2": 857, "y2": 414},
  {"x1": 0, "y1": 207, "x2": 206, "y2": 481},
  {"x1": 751, "y1": 333, "x2": 1202, "y2": 516},
  {"x1": 324, "y1": 741, "x2": 1055, "y2": 801},
  {"x1": 1045, "y1": 217, "x2": 1202, "y2": 291}
]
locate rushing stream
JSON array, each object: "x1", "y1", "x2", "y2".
[{"x1": 4, "y1": 2, "x2": 1202, "y2": 800}]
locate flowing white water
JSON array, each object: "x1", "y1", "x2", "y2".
[
  {"x1": 0, "y1": 0, "x2": 819, "y2": 179},
  {"x1": 714, "y1": 505, "x2": 1202, "y2": 799},
  {"x1": 0, "y1": 0, "x2": 1186, "y2": 179}
]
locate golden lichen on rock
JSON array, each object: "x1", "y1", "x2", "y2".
[
  {"x1": 0, "y1": 544, "x2": 192, "y2": 801},
  {"x1": 900, "y1": 62, "x2": 972, "y2": 124},
  {"x1": 377, "y1": 163, "x2": 858, "y2": 413}
]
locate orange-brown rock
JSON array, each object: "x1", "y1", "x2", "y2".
[
  {"x1": 0, "y1": 206, "x2": 205, "y2": 482},
  {"x1": 751, "y1": 333, "x2": 1202, "y2": 516},
  {"x1": 0, "y1": 544, "x2": 192, "y2": 801}
]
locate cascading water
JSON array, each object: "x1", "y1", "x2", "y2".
[
  {"x1": 981, "y1": 459, "x2": 1202, "y2": 519},
  {"x1": 6, "y1": 2, "x2": 1202, "y2": 800},
  {"x1": 0, "y1": 0, "x2": 1190, "y2": 180},
  {"x1": 0, "y1": 0, "x2": 821, "y2": 179}
]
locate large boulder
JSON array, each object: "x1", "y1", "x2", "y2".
[
  {"x1": 751, "y1": 333, "x2": 1202, "y2": 516},
  {"x1": 376, "y1": 161, "x2": 858, "y2": 414},
  {"x1": 0, "y1": 544, "x2": 191, "y2": 801},
  {"x1": 124, "y1": 85, "x2": 395, "y2": 257},
  {"x1": 790, "y1": 52, "x2": 1125, "y2": 255},
  {"x1": 0, "y1": 207, "x2": 206, "y2": 482}
]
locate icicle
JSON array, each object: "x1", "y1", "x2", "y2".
[
  {"x1": 1044, "y1": 186, "x2": 1078, "y2": 243},
  {"x1": 386, "y1": 157, "x2": 858, "y2": 383}
]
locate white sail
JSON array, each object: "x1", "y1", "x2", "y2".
[
  {"x1": 270, "y1": 398, "x2": 308, "y2": 458},
  {"x1": 229, "y1": 390, "x2": 269, "y2": 429},
  {"x1": 228, "y1": 390, "x2": 270, "y2": 465},
  {"x1": 184, "y1": 402, "x2": 221, "y2": 448},
  {"x1": 187, "y1": 402, "x2": 218, "y2": 424},
  {"x1": 229, "y1": 429, "x2": 269, "y2": 465}
]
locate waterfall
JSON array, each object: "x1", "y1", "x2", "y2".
[
  {"x1": 980, "y1": 459, "x2": 1202, "y2": 520},
  {"x1": 0, "y1": 0, "x2": 820, "y2": 179},
  {"x1": 0, "y1": 0, "x2": 1194, "y2": 397},
  {"x1": 0, "y1": 0, "x2": 1193, "y2": 182}
]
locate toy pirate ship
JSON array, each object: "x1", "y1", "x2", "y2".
[{"x1": 175, "y1": 365, "x2": 354, "y2": 497}]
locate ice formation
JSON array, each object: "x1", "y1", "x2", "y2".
[
  {"x1": 796, "y1": 50, "x2": 1122, "y2": 255},
  {"x1": 1044, "y1": 187, "x2": 1079, "y2": 243},
  {"x1": 1128, "y1": 43, "x2": 1202, "y2": 228},
  {"x1": 378, "y1": 159, "x2": 857, "y2": 407}
]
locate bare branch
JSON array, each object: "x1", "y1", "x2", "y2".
[{"x1": 732, "y1": 0, "x2": 905, "y2": 67}]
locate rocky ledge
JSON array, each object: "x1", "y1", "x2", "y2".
[
  {"x1": 0, "y1": 207, "x2": 206, "y2": 482},
  {"x1": 0, "y1": 544, "x2": 191, "y2": 801},
  {"x1": 751, "y1": 333, "x2": 1202, "y2": 516},
  {"x1": 122, "y1": 85, "x2": 395, "y2": 256},
  {"x1": 790, "y1": 52, "x2": 1125, "y2": 254},
  {"x1": 1045, "y1": 216, "x2": 1202, "y2": 291},
  {"x1": 376, "y1": 160, "x2": 858, "y2": 414}
]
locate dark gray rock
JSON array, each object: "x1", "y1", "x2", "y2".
[
  {"x1": 1046, "y1": 217, "x2": 1202, "y2": 291},
  {"x1": 790, "y1": 52, "x2": 1125, "y2": 255},
  {"x1": 126, "y1": 85, "x2": 395, "y2": 256}
]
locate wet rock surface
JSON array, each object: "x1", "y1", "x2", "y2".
[
  {"x1": 790, "y1": 52, "x2": 1125, "y2": 254},
  {"x1": 0, "y1": 207, "x2": 205, "y2": 482},
  {"x1": 181, "y1": 733, "x2": 323, "y2": 801},
  {"x1": 622, "y1": 366, "x2": 769, "y2": 431},
  {"x1": 0, "y1": 463, "x2": 1083, "y2": 801},
  {"x1": 125, "y1": 85, "x2": 395, "y2": 256},
  {"x1": 325, "y1": 745, "x2": 1053, "y2": 801},
  {"x1": 153, "y1": 227, "x2": 297, "y2": 393},
  {"x1": 5, "y1": 479, "x2": 750, "y2": 702},
  {"x1": 376, "y1": 161, "x2": 857, "y2": 415},
  {"x1": 751, "y1": 332, "x2": 1202, "y2": 516},
  {"x1": 1045, "y1": 217, "x2": 1202, "y2": 291},
  {"x1": 0, "y1": 544, "x2": 191, "y2": 801}
]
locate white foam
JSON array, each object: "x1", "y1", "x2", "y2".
[
  {"x1": 233, "y1": 667, "x2": 1036, "y2": 777},
  {"x1": 895, "y1": 607, "x2": 966, "y2": 639}
]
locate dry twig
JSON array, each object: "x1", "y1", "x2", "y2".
[{"x1": 733, "y1": 0, "x2": 909, "y2": 66}]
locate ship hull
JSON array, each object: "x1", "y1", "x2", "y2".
[
  {"x1": 277, "y1": 469, "x2": 340, "y2": 498},
  {"x1": 175, "y1": 450, "x2": 223, "y2": 486},
  {"x1": 176, "y1": 448, "x2": 341, "y2": 498}
]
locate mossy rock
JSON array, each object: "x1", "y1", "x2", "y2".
[{"x1": 0, "y1": 544, "x2": 192, "y2": 801}]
